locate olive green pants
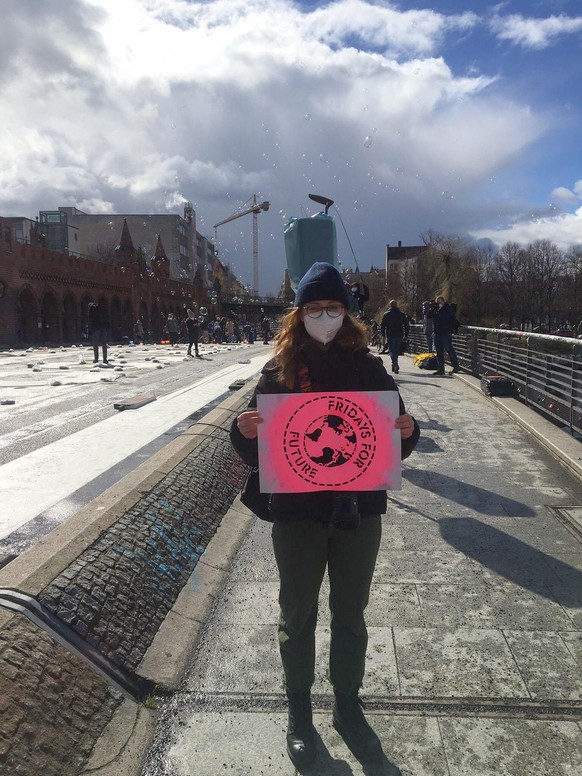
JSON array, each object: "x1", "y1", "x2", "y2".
[{"x1": 271, "y1": 516, "x2": 382, "y2": 695}]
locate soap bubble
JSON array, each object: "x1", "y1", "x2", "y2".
[{"x1": 363, "y1": 136, "x2": 372, "y2": 148}]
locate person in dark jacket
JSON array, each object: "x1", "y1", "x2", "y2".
[
  {"x1": 185, "y1": 309, "x2": 201, "y2": 357},
  {"x1": 261, "y1": 314, "x2": 270, "y2": 344},
  {"x1": 432, "y1": 295, "x2": 461, "y2": 375},
  {"x1": 166, "y1": 313, "x2": 179, "y2": 346},
  {"x1": 88, "y1": 301, "x2": 109, "y2": 364},
  {"x1": 230, "y1": 262, "x2": 419, "y2": 769},
  {"x1": 380, "y1": 299, "x2": 409, "y2": 373}
]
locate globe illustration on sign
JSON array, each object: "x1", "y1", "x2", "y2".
[{"x1": 303, "y1": 414, "x2": 357, "y2": 467}]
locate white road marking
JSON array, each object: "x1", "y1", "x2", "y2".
[{"x1": 0, "y1": 355, "x2": 267, "y2": 538}]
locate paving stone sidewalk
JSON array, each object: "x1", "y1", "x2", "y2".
[{"x1": 141, "y1": 357, "x2": 582, "y2": 776}]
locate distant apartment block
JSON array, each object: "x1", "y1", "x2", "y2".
[{"x1": 38, "y1": 203, "x2": 206, "y2": 282}]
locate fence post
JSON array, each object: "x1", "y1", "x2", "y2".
[
  {"x1": 470, "y1": 330, "x2": 480, "y2": 376},
  {"x1": 524, "y1": 337, "x2": 532, "y2": 406}
]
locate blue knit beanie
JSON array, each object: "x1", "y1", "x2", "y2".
[{"x1": 294, "y1": 262, "x2": 350, "y2": 308}]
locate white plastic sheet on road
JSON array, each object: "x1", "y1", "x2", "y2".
[{"x1": 0, "y1": 356, "x2": 267, "y2": 539}]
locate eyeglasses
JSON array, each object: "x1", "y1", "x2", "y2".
[{"x1": 302, "y1": 303, "x2": 345, "y2": 319}]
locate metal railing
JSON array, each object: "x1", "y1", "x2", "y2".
[{"x1": 407, "y1": 325, "x2": 582, "y2": 437}]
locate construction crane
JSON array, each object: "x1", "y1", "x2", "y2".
[{"x1": 213, "y1": 194, "x2": 270, "y2": 295}]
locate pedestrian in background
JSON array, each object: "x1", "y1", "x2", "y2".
[
  {"x1": 213, "y1": 319, "x2": 223, "y2": 344},
  {"x1": 261, "y1": 314, "x2": 270, "y2": 344},
  {"x1": 225, "y1": 317, "x2": 235, "y2": 343},
  {"x1": 88, "y1": 301, "x2": 109, "y2": 364},
  {"x1": 186, "y1": 309, "x2": 201, "y2": 358},
  {"x1": 166, "y1": 313, "x2": 179, "y2": 347},
  {"x1": 133, "y1": 318, "x2": 144, "y2": 345},
  {"x1": 231, "y1": 262, "x2": 419, "y2": 769},
  {"x1": 380, "y1": 299, "x2": 409, "y2": 374},
  {"x1": 432, "y1": 295, "x2": 461, "y2": 375}
]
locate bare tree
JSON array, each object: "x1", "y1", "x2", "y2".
[
  {"x1": 525, "y1": 240, "x2": 564, "y2": 330},
  {"x1": 418, "y1": 230, "x2": 472, "y2": 314},
  {"x1": 399, "y1": 257, "x2": 420, "y2": 317},
  {"x1": 87, "y1": 240, "x2": 119, "y2": 265},
  {"x1": 560, "y1": 245, "x2": 582, "y2": 333},
  {"x1": 388, "y1": 231, "x2": 582, "y2": 332},
  {"x1": 493, "y1": 242, "x2": 528, "y2": 328},
  {"x1": 462, "y1": 243, "x2": 498, "y2": 325}
]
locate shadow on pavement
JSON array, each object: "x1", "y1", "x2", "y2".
[
  {"x1": 297, "y1": 732, "x2": 351, "y2": 775},
  {"x1": 403, "y1": 469, "x2": 536, "y2": 517},
  {"x1": 301, "y1": 732, "x2": 403, "y2": 775},
  {"x1": 439, "y1": 516, "x2": 582, "y2": 598},
  {"x1": 412, "y1": 436, "x2": 444, "y2": 454},
  {"x1": 416, "y1": 419, "x2": 453, "y2": 433}
]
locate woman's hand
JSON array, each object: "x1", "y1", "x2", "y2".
[
  {"x1": 394, "y1": 413, "x2": 415, "y2": 440},
  {"x1": 236, "y1": 410, "x2": 262, "y2": 440}
]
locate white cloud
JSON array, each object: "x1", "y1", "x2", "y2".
[
  {"x1": 472, "y1": 207, "x2": 582, "y2": 251},
  {"x1": 551, "y1": 186, "x2": 579, "y2": 204},
  {"x1": 0, "y1": 0, "x2": 572, "y2": 291},
  {"x1": 489, "y1": 13, "x2": 582, "y2": 50},
  {"x1": 301, "y1": 1, "x2": 478, "y2": 55}
]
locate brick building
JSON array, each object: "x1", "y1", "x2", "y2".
[
  {"x1": 0, "y1": 217, "x2": 204, "y2": 346},
  {"x1": 0, "y1": 215, "x2": 287, "y2": 347}
]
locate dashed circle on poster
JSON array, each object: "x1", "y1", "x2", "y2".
[
  {"x1": 257, "y1": 391, "x2": 401, "y2": 493},
  {"x1": 283, "y1": 395, "x2": 377, "y2": 487}
]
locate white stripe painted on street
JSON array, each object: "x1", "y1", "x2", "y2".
[{"x1": 0, "y1": 355, "x2": 267, "y2": 538}]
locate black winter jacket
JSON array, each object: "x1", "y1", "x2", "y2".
[
  {"x1": 433, "y1": 303, "x2": 458, "y2": 336},
  {"x1": 230, "y1": 341, "x2": 420, "y2": 522},
  {"x1": 381, "y1": 307, "x2": 409, "y2": 339}
]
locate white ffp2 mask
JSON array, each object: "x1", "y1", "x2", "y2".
[{"x1": 303, "y1": 311, "x2": 345, "y2": 344}]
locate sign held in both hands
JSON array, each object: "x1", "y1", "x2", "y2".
[{"x1": 257, "y1": 391, "x2": 401, "y2": 493}]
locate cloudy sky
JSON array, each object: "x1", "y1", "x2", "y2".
[{"x1": 2, "y1": 0, "x2": 581, "y2": 293}]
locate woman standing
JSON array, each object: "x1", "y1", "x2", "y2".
[
  {"x1": 185, "y1": 309, "x2": 200, "y2": 358},
  {"x1": 166, "y1": 313, "x2": 179, "y2": 347},
  {"x1": 230, "y1": 262, "x2": 419, "y2": 768}
]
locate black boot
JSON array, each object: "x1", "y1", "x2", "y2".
[
  {"x1": 333, "y1": 690, "x2": 382, "y2": 762},
  {"x1": 286, "y1": 690, "x2": 316, "y2": 768}
]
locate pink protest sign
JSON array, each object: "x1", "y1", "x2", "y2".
[{"x1": 257, "y1": 391, "x2": 401, "y2": 493}]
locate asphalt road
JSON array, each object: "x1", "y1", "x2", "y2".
[{"x1": 0, "y1": 341, "x2": 271, "y2": 563}]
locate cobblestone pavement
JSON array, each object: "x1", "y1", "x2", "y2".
[
  {"x1": 141, "y1": 356, "x2": 582, "y2": 776},
  {"x1": 0, "y1": 383, "x2": 252, "y2": 775},
  {"x1": 0, "y1": 616, "x2": 122, "y2": 776},
  {"x1": 38, "y1": 425, "x2": 247, "y2": 672}
]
